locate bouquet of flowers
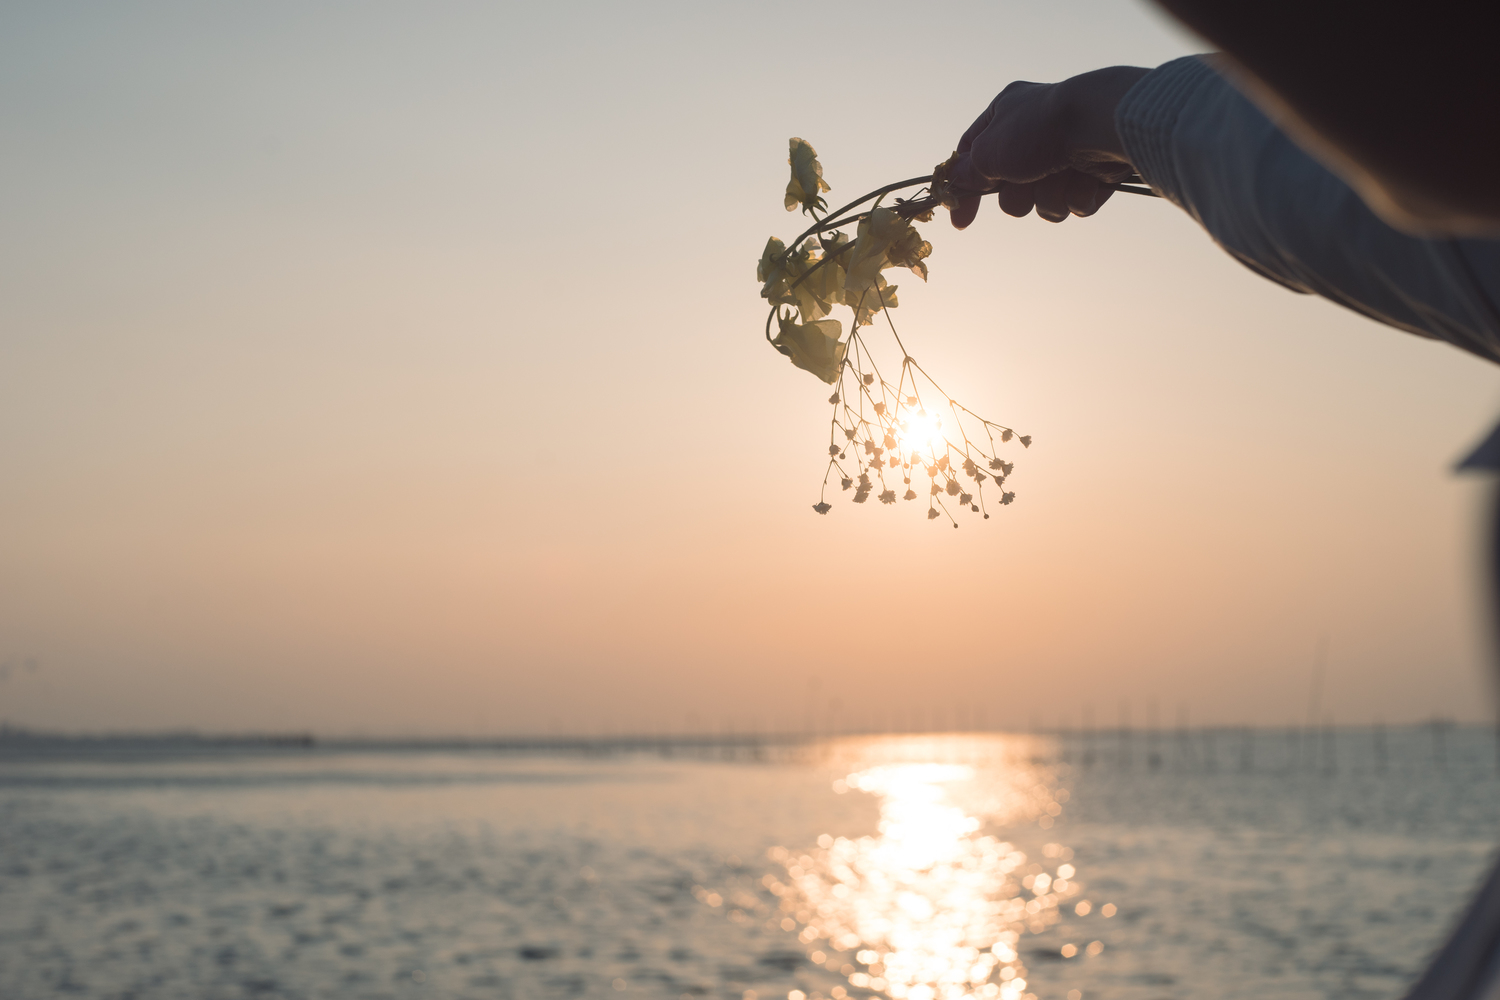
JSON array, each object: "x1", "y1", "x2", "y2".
[{"x1": 759, "y1": 139, "x2": 1030, "y2": 526}]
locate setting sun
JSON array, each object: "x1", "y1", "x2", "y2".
[{"x1": 898, "y1": 409, "x2": 947, "y2": 461}]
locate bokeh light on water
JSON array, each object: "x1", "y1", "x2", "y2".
[{"x1": 766, "y1": 736, "x2": 1077, "y2": 1000}]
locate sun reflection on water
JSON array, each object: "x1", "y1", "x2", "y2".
[{"x1": 767, "y1": 737, "x2": 1076, "y2": 1000}]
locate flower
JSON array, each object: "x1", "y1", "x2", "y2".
[
  {"x1": 760, "y1": 141, "x2": 1030, "y2": 524},
  {"x1": 771, "y1": 311, "x2": 846, "y2": 384},
  {"x1": 845, "y1": 275, "x2": 898, "y2": 327},
  {"x1": 757, "y1": 236, "x2": 804, "y2": 305},
  {"x1": 845, "y1": 205, "x2": 930, "y2": 294},
  {"x1": 885, "y1": 225, "x2": 932, "y2": 280},
  {"x1": 785, "y1": 138, "x2": 830, "y2": 215},
  {"x1": 789, "y1": 237, "x2": 847, "y2": 322}
]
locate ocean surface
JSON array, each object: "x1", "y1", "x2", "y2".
[{"x1": 1, "y1": 728, "x2": 1497, "y2": 1000}]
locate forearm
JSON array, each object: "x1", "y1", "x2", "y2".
[{"x1": 1116, "y1": 57, "x2": 1500, "y2": 365}]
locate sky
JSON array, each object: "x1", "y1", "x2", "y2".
[{"x1": 2, "y1": 0, "x2": 1498, "y2": 736}]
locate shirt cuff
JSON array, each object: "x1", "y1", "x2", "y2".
[{"x1": 1115, "y1": 55, "x2": 1223, "y2": 202}]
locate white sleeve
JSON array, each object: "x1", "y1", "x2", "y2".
[{"x1": 1115, "y1": 56, "x2": 1500, "y2": 367}]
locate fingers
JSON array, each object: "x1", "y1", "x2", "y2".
[
  {"x1": 949, "y1": 194, "x2": 981, "y2": 230},
  {"x1": 997, "y1": 183, "x2": 1036, "y2": 218},
  {"x1": 1034, "y1": 173, "x2": 1071, "y2": 222},
  {"x1": 945, "y1": 150, "x2": 1000, "y2": 229},
  {"x1": 1091, "y1": 184, "x2": 1116, "y2": 212},
  {"x1": 990, "y1": 171, "x2": 1118, "y2": 223},
  {"x1": 1064, "y1": 170, "x2": 1111, "y2": 217},
  {"x1": 945, "y1": 152, "x2": 996, "y2": 196}
]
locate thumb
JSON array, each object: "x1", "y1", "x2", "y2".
[
  {"x1": 949, "y1": 195, "x2": 981, "y2": 230},
  {"x1": 944, "y1": 151, "x2": 999, "y2": 196}
]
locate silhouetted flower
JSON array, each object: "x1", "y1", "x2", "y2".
[
  {"x1": 761, "y1": 140, "x2": 1031, "y2": 525},
  {"x1": 771, "y1": 311, "x2": 845, "y2": 384},
  {"x1": 785, "y1": 137, "x2": 830, "y2": 215}
]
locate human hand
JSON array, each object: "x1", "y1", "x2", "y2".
[{"x1": 946, "y1": 66, "x2": 1151, "y2": 228}]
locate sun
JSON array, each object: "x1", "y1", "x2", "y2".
[{"x1": 897, "y1": 409, "x2": 947, "y2": 462}]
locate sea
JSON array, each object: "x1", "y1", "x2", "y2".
[{"x1": 1, "y1": 727, "x2": 1497, "y2": 1000}]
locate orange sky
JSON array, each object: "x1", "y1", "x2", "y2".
[{"x1": 2, "y1": 0, "x2": 1497, "y2": 734}]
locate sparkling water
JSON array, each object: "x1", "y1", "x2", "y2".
[{"x1": 1, "y1": 728, "x2": 1496, "y2": 1000}]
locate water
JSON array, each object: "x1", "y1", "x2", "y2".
[{"x1": 1, "y1": 728, "x2": 1496, "y2": 1000}]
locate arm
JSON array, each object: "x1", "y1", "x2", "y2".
[
  {"x1": 946, "y1": 59, "x2": 1500, "y2": 366},
  {"x1": 1116, "y1": 57, "x2": 1500, "y2": 365}
]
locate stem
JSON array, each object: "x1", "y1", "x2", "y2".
[
  {"x1": 779, "y1": 176, "x2": 934, "y2": 265},
  {"x1": 786, "y1": 239, "x2": 857, "y2": 294}
]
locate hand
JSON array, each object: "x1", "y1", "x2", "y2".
[{"x1": 947, "y1": 66, "x2": 1151, "y2": 228}]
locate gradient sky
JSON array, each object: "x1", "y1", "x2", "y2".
[{"x1": 3, "y1": 0, "x2": 1498, "y2": 735}]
